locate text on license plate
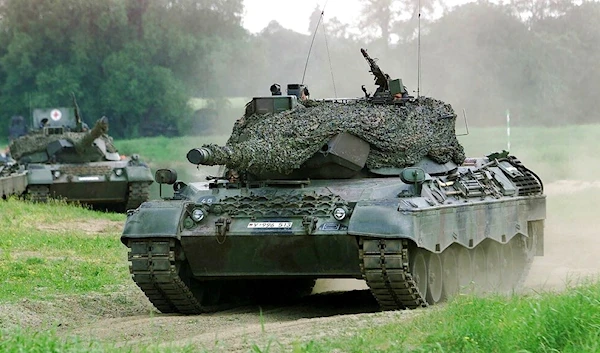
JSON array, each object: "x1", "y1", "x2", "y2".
[
  {"x1": 78, "y1": 176, "x2": 101, "y2": 181},
  {"x1": 247, "y1": 222, "x2": 293, "y2": 229}
]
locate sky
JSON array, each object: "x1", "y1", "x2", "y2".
[{"x1": 242, "y1": 0, "x2": 476, "y2": 35}]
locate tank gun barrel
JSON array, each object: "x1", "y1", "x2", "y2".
[
  {"x1": 75, "y1": 116, "x2": 108, "y2": 154},
  {"x1": 187, "y1": 147, "x2": 214, "y2": 165},
  {"x1": 361, "y1": 48, "x2": 389, "y2": 91}
]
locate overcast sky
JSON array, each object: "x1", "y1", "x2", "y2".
[{"x1": 242, "y1": 0, "x2": 476, "y2": 34}]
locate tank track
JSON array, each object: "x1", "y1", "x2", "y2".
[
  {"x1": 27, "y1": 185, "x2": 50, "y2": 202},
  {"x1": 359, "y1": 238, "x2": 428, "y2": 309},
  {"x1": 125, "y1": 182, "x2": 150, "y2": 210},
  {"x1": 128, "y1": 239, "x2": 209, "y2": 314},
  {"x1": 360, "y1": 232, "x2": 538, "y2": 311}
]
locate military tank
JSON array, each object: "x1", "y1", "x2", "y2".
[
  {"x1": 9, "y1": 98, "x2": 153, "y2": 211},
  {"x1": 0, "y1": 153, "x2": 27, "y2": 199},
  {"x1": 121, "y1": 49, "x2": 545, "y2": 314}
]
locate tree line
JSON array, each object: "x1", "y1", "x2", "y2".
[{"x1": 0, "y1": 0, "x2": 598, "y2": 139}]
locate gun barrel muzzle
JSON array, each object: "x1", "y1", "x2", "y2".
[{"x1": 187, "y1": 147, "x2": 212, "y2": 165}]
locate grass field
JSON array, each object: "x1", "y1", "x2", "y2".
[{"x1": 0, "y1": 123, "x2": 599, "y2": 352}]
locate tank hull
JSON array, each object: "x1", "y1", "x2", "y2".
[
  {"x1": 26, "y1": 160, "x2": 153, "y2": 209},
  {"x1": 122, "y1": 156, "x2": 546, "y2": 313},
  {"x1": 0, "y1": 170, "x2": 27, "y2": 199}
]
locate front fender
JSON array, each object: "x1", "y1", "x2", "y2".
[
  {"x1": 26, "y1": 167, "x2": 53, "y2": 184},
  {"x1": 347, "y1": 200, "x2": 416, "y2": 239},
  {"x1": 121, "y1": 200, "x2": 187, "y2": 245},
  {"x1": 124, "y1": 165, "x2": 154, "y2": 182}
]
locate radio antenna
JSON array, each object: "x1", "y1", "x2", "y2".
[
  {"x1": 301, "y1": 0, "x2": 328, "y2": 85},
  {"x1": 417, "y1": 0, "x2": 422, "y2": 98}
]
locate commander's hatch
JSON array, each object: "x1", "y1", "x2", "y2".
[{"x1": 245, "y1": 95, "x2": 299, "y2": 116}]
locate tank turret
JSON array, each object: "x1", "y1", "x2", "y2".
[
  {"x1": 9, "y1": 116, "x2": 118, "y2": 164},
  {"x1": 185, "y1": 47, "x2": 464, "y2": 181},
  {"x1": 7, "y1": 100, "x2": 153, "y2": 211}
]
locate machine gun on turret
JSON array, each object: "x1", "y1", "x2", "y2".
[
  {"x1": 361, "y1": 48, "x2": 410, "y2": 104},
  {"x1": 361, "y1": 48, "x2": 389, "y2": 92}
]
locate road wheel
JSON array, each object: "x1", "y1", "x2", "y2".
[
  {"x1": 410, "y1": 250, "x2": 428, "y2": 301},
  {"x1": 441, "y1": 247, "x2": 459, "y2": 299},
  {"x1": 472, "y1": 245, "x2": 487, "y2": 294},
  {"x1": 426, "y1": 253, "x2": 443, "y2": 304},
  {"x1": 484, "y1": 240, "x2": 503, "y2": 293},
  {"x1": 456, "y1": 246, "x2": 472, "y2": 294}
]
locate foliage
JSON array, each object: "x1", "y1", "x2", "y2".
[
  {"x1": 0, "y1": 0, "x2": 599, "y2": 139},
  {"x1": 0, "y1": 0, "x2": 244, "y2": 138}
]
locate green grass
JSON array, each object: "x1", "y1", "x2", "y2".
[
  {"x1": 115, "y1": 135, "x2": 228, "y2": 166},
  {"x1": 0, "y1": 199, "x2": 126, "y2": 302},
  {"x1": 457, "y1": 124, "x2": 600, "y2": 182},
  {"x1": 0, "y1": 328, "x2": 200, "y2": 353},
  {"x1": 290, "y1": 282, "x2": 600, "y2": 353}
]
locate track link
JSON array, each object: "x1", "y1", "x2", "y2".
[
  {"x1": 360, "y1": 238, "x2": 428, "y2": 310},
  {"x1": 125, "y1": 182, "x2": 150, "y2": 210},
  {"x1": 128, "y1": 239, "x2": 205, "y2": 314},
  {"x1": 27, "y1": 185, "x2": 50, "y2": 202}
]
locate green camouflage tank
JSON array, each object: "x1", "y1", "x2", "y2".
[
  {"x1": 121, "y1": 49, "x2": 545, "y2": 314},
  {"x1": 9, "y1": 99, "x2": 153, "y2": 211}
]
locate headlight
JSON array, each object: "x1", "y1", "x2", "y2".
[
  {"x1": 114, "y1": 168, "x2": 124, "y2": 176},
  {"x1": 191, "y1": 208, "x2": 205, "y2": 222},
  {"x1": 52, "y1": 170, "x2": 61, "y2": 178},
  {"x1": 333, "y1": 207, "x2": 347, "y2": 221}
]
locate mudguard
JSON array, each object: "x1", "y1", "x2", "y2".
[
  {"x1": 26, "y1": 167, "x2": 53, "y2": 184},
  {"x1": 121, "y1": 200, "x2": 186, "y2": 243},
  {"x1": 125, "y1": 165, "x2": 154, "y2": 182}
]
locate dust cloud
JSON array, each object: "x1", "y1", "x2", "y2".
[{"x1": 524, "y1": 180, "x2": 600, "y2": 291}]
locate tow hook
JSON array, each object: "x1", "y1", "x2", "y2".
[
  {"x1": 302, "y1": 216, "x2": 318, "y2": 235},
  {"x1": 215, "y1": 217, "x2": 231, "y2": 242}
]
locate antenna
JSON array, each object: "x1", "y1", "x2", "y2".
[
  {"x1": 28, "y1": 93, "x2": 32, "y2": 124},
  {"x1": 456, "y1": 108, "x2": 470, "y2": 136},
  {"x1": 322, "y1": 22, "x2": 338, "y2": 98},
  {"x1": 301, "y1": 0, "x2": 329, "y2": 85},
  {"x1": 417, "y1": 0, "x2": 422, "y2": 98}
]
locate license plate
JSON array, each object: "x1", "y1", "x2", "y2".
[
  {"x1": 78, "y1": 176, "x2": 101, "y2": 181},
  {"x1": 247, "y1": 221, "x2": 293, "y2": 229}
]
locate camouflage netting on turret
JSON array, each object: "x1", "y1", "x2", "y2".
[
  {"x1": 202, "y1": 97, "x2": 465, "y2": 175},
  {"x1": 8, "y1": 118, "x2": 113, "y2": 161}
]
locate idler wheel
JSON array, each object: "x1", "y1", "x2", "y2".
[
  {"x1": 410, "y1": 250, "x2": 428, "y2": 300},
  {"x1": 426, "y1": 253, "x2": 443, "y2": 304},
  {"x1": 472, "y1": 245, "x2": 487, "y2": 294},
  {"x1": 441, "y1": 247, "x2": 459, "y2": 299}
]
